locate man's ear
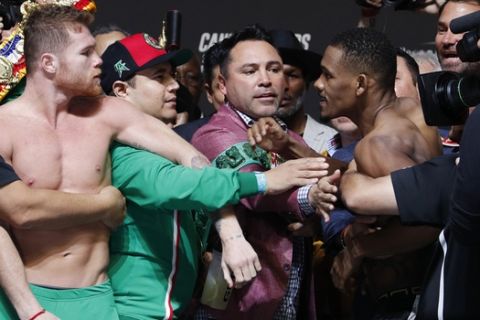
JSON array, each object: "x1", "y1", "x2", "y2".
[
  {"x1": 218, "y1": 74, "x2": 227, "y2": 96},
  {"x1": 112, "y1": 80, "x2": 129, "y2": 98},
  {"x1": 40, "y1": 53, "x2": 57, "y2": 74},
  {"x1": 356, "y1": 74, "x2": 368, "y2": 96},
  {"x1": 204, "y1": 83, "x2": 214, "y2": 104}
]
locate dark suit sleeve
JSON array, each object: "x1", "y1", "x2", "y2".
[
  {"x1": 449, "y1": 107, "x2": 480, "y2": 244},
  {"x1": 0, "y1": 156, "x2": 19, "y2": 188},
  {"x1": 391, "y1": 154, "x2": 457, "y2": 227}
]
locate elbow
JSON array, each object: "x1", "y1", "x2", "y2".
[
  {"x1": 342, "y1": 191, "x2": 365, "y2": 214},
  {"x1": 341, "y1": 181, "x2": 372, "y2": 215},
  {"x1": 5, "y1": 206, "x2": 35, "y2": 229},
  {"x1": 9, "y1": 216, "x2": 33, "y2": 230},
  {"x1": 340, "y1": 173, "x2": 372, "y2": 215}
]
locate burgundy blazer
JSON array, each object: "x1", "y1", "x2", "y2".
[{"x1": 192, "y1": 105, "x2": 316, "y2": 320}]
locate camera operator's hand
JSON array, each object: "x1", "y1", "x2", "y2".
[
  {"x1": 416, "y1": 0, "x2": 446, "y2": 14},
  {"x1": 356, "y1": 0, "x2": 382, "y2": 28},
  {"x1": 358, "y1": 0, "x2": 383, "y2": 8},
  {"x1": 356, "y1": 0, "x2": 446, "y2": 16}
]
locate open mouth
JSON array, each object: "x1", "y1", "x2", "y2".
[{"x1": 441, "y1": 52, "x2": 460, "y2": 61}]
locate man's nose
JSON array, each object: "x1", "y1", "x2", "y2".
[
  {"x1": 314, "y1": 74, "x2": 324, "y2": 92},
  {"x1": 92, "y1": 50, "x2": 103, "y2": 67},
  {"x1": 258, "y1": 69, "x2": 272, "y2": 87},
  {"x1": 442, "y1": 29, "x2": 462, "y2": 46}
]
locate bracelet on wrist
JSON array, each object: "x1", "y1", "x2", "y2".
[
  {"x1": 222, "y1": 233, "x2": 243, "y2": 243},
  {"x1": 29, "y1": 309, "x2": 46, "y2": 320},
  {"x1": 254, "y1": 172, "x2": 267, "y2": 194}
]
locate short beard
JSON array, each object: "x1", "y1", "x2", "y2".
[{"x1": 276, "y1": 92, "x2": 306, "y2": 119}]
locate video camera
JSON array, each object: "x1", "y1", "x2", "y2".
[
  {"x1": 0, "y1": 0, "x2": 25, "y2": 31},
  {"x1": 356, "y1": 0, "x2": 432, "y2": 11},
  {"x1": 418, "y1": 10, "x2": 480, "y2": 126}
]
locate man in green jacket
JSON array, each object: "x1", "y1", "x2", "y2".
[{"x1": 100, "y1": 33, "x2": 334, "y2": 319}]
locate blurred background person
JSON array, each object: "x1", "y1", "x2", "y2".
[
  {"x1": 174, "y1": 41, "x2": 226, "y2": 141},
  {"x1": 93, "y1": 25, "x2": 128, "y2": 55}
]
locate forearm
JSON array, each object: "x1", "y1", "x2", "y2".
[
  {"x1": 352, "y1": 224, "x2": 440, "y2": 259},
  {"x1": 213, "y1": 206, "x2": 261, "y2": 288},
  {"x1": 111, "y1": 144, "x2": 259, "y2": 211},
  {"x1": 125, "y1": 167, "x2": 258, "y2": 212},
  {"x1": 237, "y1": 163, "x2": 309, "y2": 220},
  {"x1": 213, "y1": 207, "x2": 244, "y2": 242},
  {"x1": 1, "y1": 182, "x2": 111, "y2": 230},
  {"x1": 283, "y1": 135, "x2": 319, "y2": 159},
  {"x1": 282, "y1": 136, "x2": 346, "y2": 174},
  {"x1": 0, "y1": 226, "x2": 43, "y2": 319},
  {"x1": 341, "y1": 171, "x2": 398, "y2": 216},
  {"x1": 240, "y1": 188, "x2": 301, "y2": 218}
]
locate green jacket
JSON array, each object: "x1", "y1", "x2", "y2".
[{"x1": 108, "y1": 142, "x2": 258, "y2": 319}]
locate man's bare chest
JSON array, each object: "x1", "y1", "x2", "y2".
[{"x1": 8, "y1": 118, "x2": 112, "y2": 190}]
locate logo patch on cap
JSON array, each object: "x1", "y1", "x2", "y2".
[
  {"x1": 114, "y1": 60, "x2": 130, "y2": 78},
  {"x1": 143, "y1": 33, "x2": 163, "y2": 49}
]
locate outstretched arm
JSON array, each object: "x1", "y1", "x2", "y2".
[
  {"x1": 0, "y1": 182, "x2": 125, "y2": 230},
  {"x1": 111, "y1": 143, "x2": 331, "y2": 211},
  {"x1": 247, "y1": 117, "x2": 347, "y2": 173},
  {"x1": 340, "y1": 161, "x2": 398, "y2": 216},
  {"x1": 0, "y1": 155, "x2": 124, "y2": 230},
  {"x1": 104, "y1": 96, "x2": 209, "y2": 168}
]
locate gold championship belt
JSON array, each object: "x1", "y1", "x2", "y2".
[{"x1": 0, "y1": 0, "x2": 97, "y2": 101}]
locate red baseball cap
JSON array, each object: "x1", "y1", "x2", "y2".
[{"x1": 100, "y1": 33, "x2": 192, "y2": 93}]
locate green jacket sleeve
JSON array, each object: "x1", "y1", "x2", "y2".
[{"x1": 110, "y1": 143, "x2": 258, "y2": 211}]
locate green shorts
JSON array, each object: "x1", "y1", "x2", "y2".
[{"x1": 0, "y1": 280, "x2": 119, "y2": 320}]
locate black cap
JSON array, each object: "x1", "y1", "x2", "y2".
[{"x1": 269, "y1": 29, "x2": 322, "y2": 81}]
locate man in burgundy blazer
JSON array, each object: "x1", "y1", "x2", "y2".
[{"x1": 192, "y1": 25, "x2": 323, "y2": 320}]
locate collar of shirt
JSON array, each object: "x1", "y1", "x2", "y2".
[{"x1": 227, "y1": 103, "x2": 288, "y2": 131}]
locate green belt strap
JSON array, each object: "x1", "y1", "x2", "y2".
[{"x1": 212, "y1": 141, "x2": 271, "y2": 171}]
